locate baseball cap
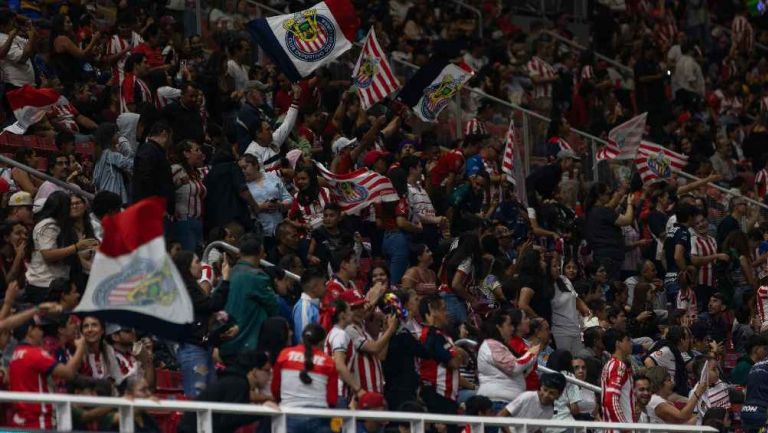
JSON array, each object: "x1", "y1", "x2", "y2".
[
  {"x1": 557, "y1": 149, "x2": 580, "y2": 160},
  {"x1": 105, "y1": 323, "x2": 134, "y2": 335},
  {"x1": 245, "y1": 80, "x2": 270, "y2": 92},
  {"x1": 339, "y1": 289, "x2": 366, "y2": 308},
  {"x1": 8, "y1": 191, "x2": 31, "y2": 207},
  {"x1": 363, "y1": 150, "x2": 389, "y2": 167},
  {"x1": 358, "y1": 391, "x2": 386, "y2": 410},
  {"x1": 332, "y1": 137, "x2": 358, "y2": 155}
]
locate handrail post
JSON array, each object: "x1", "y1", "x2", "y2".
[
  {"x1": 455, "y1": 91, "x2": 463, "y2": 141},
  {"x1": 271, "y1": 413, "x2": 287, "y2": 433},
  {"x1": 522, "y1": 112, "x2": 531, "y2": 175},
  {"x1": 196, "y1": 408, "x2": 213, "y2": 433},
  {"x1": 55, "y1": 400, "x2": 73, "y2": 431},
  {"x1": 119, "y1": 405, "x2": 135, "y2": 433},
  {"x1": 344, "y1": 414, "x2": 357, "y2": 433},
  {"x1": 591, "y1": 138, "x2": 599, "y2": 181}
]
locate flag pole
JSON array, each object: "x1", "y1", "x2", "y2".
[{"x1": 673, "y1": 169, "x2": 768, "y2": 211}]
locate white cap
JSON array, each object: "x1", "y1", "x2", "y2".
[{"x1": 332, "y1": 137, "x2": 358, "y2": 155}]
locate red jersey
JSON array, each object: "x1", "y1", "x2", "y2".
[
  {"x1": 132, "y1": 43, "x2": 164, "y2": 68},
  {"x1": 271, "y1": 344, "x2": 338, "y2": 408},
  {"x1": 9, "y1": 343, "x2": 59, "y2": 430},
  {"x1": 601, "y1": 356, "x2": 635, "y2": 428},
  {"x1": 319, "y1": 276, "x2": 359, "y2": 332},
  {"x1": 419, "y1": 326, "x2": 459, "y2": 401},
  {"x1": 120, "y1": 73, "x2": 154, "y2": 113},
  {"x1": 289, "y1": 187, "x2": 334, "y2": 232},
  {"x1": 509, "y1": 336, "x2": 539, "y2": 390},
  {"x1": 430, "y1": 149, "x2": 465, "y2": 188},
  {"x1": 375, "y1": 196, "x2": 409, "y2": 231},
  {"x1": 757, "y1": 286, "x2": 768, "y2": 329}
]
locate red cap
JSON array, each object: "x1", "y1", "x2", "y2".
[
  {"x1": 339, "y1": 289, "x2": 365, "y2": 308},
  {"x1": 358, "y1": 392, "x2": 386, "y2": 410},
  {"x1": 363, "y1": 150, "x2": 389, "y2": 167},
  {"x1": 677, "y1": 112, "x2": 691, "y2": 125},
  {"x1": 0, "y1": 177, "x2": 9, "y2": 194}
]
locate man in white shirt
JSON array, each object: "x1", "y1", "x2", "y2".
[
  {"x1": 672, "y1": 42, "x2": 705, "y2": 105},
  {"x1": 244, "y1": 84, "x2": 301, "y2": 170},
  {"x1": 0, "y1": 11, "x2": 37, "y2": 89},
  {"x1": 498, "y1": 373, "x2": 564, "y2": 433},
  {"x1": 227, "y1": 37, "x2": 251, "y2": 93}
]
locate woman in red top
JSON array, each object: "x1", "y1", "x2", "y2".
[
  {"x1": 272, "y1": 323, "x2": 338, "y2": 433},
  {"x1": 508, "y1": 308, "x2": 542, "y2": 391}
]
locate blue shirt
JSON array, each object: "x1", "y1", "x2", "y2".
[
  {"x1": 291, "y1": 293, "x2": 320, "y2": 344},
  {"x1": 246, "y1": 173, "x2": 292, "y2": 237}
]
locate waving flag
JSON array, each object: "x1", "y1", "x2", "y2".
[
  {"x1": 596, "y1": 112, "x2": 647, "y2": 160},
  {"x1": 635, "y1": 141, "x2": 688, "y2": 184},
  {"x1": 501, "y1": 119, "x2": 519, "y2": 184},
  {"x1": 247, "y1": 0, "x2": 359, "y2": 82},
  {"x1": 352, "y1": 28, "x2": 400, "y2": 110},
  {"x1": 3, "y1": 85, "x2": 60, "y2": 135},
  {"x1": 76, "y1": 197, "x2": 193, "y2": 339},
  {"x1": 315, "y1": 162, "x2": 398, "y2": 214},
  {"x1": 398, "y1": 58, "x2": 473, "y2": 122}
]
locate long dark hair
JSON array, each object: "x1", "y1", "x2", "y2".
[
  {"x1": 37, "y1": 191, "x2": 78, "y2": 264},
  {"x1": 445, "y1": 232, "x2": 482, "y2": 280},
  {"x1": 299, "y1": 323, "x2": 326, "y2": 385},
  {"x1": 546, "y1": 349, "x2": 574, "y2": 374},
  {"x1": 295, "y1": 165, "x2": 321, "y2": 206},
  {"x1": 585, "y1": 182, "x2": 610, "y2": 212},
  {"x1": 175, "y1": 140, "x2": 202, "y2": 180},
  {"x1": 172, "y1": 250, "x2": 200, "y2": 294},
  {"x1": 50, "y1": 14, "x2": 71, "y2": 52},
  {"x1": 480, "y1": 310, "x2": 511, "y2": 346}
]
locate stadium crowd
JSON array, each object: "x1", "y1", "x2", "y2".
[{"x1": 3, "y1": 0, "x2": 768, "y2": 433}]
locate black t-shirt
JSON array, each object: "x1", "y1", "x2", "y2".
[
  {"x1": 647, "y1": 210, "x2": 669, "y2": 239},
  {"x1": 663, "y1": 223, "x2": 691, "y2": 274},
  {"x1": 634, "y1": 60, "x2": 665, "y2": 104},
  {"x1": 717, "y1": 215, "x2": 740, "y2": 247},
  {"x1": 311, "y1": 227, "x2": 353, "y2": 265},
  {"x1": 585, "y1": 206, "x2": 624, "y2": 260}
]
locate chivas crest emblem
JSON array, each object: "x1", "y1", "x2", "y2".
[
  {"x1": 421, "y1": 74, "x2": 464, "y2": 121},
  {"x1": 282, "y1": 9, "x2": 336, "y2": 62},
  {"x1": 336, "y1": 181, "x2": 369, "y2": 204},
  {"x1": 647, "y1": 152, "x2": 672, "y2": 178},
  {"x1": 93, "y1": 257, "x2": 178, "y2": 308},
  {"x1": 355, "y1": 54, "x2": 380, "y2": 89}
]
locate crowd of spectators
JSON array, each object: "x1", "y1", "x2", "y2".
[{"x1": 2, "y1": 1, "x2": 768, "y2": 433}]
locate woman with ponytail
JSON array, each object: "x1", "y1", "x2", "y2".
[
  {"x1": 323, "y1": 300, "x2": 361, "y2": 409},
  {"x1": 272, "y1": 323, "x2": 337, "y2": 433}
]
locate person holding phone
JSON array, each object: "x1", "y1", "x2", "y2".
[
  {"x1": 0, "y1": 10, "x2": 37, "y2": 92},
  {"x1": 584, "y1": 182, "x2": 634, "y2": 282}
]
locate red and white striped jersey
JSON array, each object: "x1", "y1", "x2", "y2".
[
  {"x1": 527, "y1": 56, "x2": 556, "y2": 99},
  {"x1": 548, "y1": 136, "x2": 573, "y2": 152},
  {"x1": 464, "y1": 117, "x2": 488, "y2": 137},
  {"x1": 676, "y1": 287, "x2": 698, "y2": 323},
  {"x1": 419, "y1": 326, "x2": 459, "y2": 401},
  {"x1": 694, "y1": 379, "x2": 731, "y2": 416},
  {"x1": 757, "y1": 286, "x2": 768, "y2": 329},
  {"x1": 655, "y1": 16, "x2": 678, "y2": 48},
  {"x1": 732, "y1": 15, "x2": 754, "y2": 52},
  {"x1": 580, "y1": 65, "x2": 594, "y2": 82},
  {"x1": 325, "y1": 325, "x2": 353, "y2": 396},
  {"x1": 289, "y1": 187, "x2": 333, "y2": 231},
  {"x1": 271, "y1": 344, "x2": 338, "y2": 408},
  {"x1": 345, "y1": 323, "x2": 384, "y2": 393},
  {"x1": 692, "y1": 233, "x2": 717, "y2": 287},
  {"x1": 756, "y1": 169, "x2": 768, "y2": 198},
  {"x1": 107, "y1": 32, "x2": 144, "y2": 86},
  {"x1": 47, "y1": 95, "x2": 80, "y2": 134},
  {"x1": 601, "y1": 356, "x2": 634, "y2": 427}
]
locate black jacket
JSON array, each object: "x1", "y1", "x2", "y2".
[
  {"x1": 203, "y1": 152, "x2": 252, "y2": 232},
  {"x1": 177, "y1": 367, "x2": 263, "y2": 433},
  {"x1": 130, "y1": 139, "x2": 175, "y2": 215},
  {"x1": 185, "y1": 280, "x2": 230, "y2": 346},
  {"x1": 163, "y1": 101, "x2": 205, "y2": 144}
]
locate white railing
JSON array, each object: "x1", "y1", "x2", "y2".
[
  {"x1": 0, "y1": 391, "x2": 718, "y2": 433},
  {"x1": 542, "y1": 30, "x2": 634, "y2": 75}
]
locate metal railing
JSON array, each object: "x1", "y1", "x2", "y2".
[
  {"x1": 542, "y1": 30, "x2": 633, "y2": 75},
  {"x1": 0, "y1": 390, "x2": 718, "y2": 433},
  {"x1": 0, "y1": 152, "x2": 95, "y2": 200}
]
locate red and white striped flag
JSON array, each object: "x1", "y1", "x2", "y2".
[
  {"x1": 3, "y1": 85, "x2": 60, "y2": 135},
  {"x1": 352, "y1": 28, "x2": 400, "y2": 110},
  {"x1": 635, "y1": 140, "x2": 688, "y2": 183},
  {"x1": 315, "y1": 161, "x2": 399, "y2": 214},
  {"x1": 501, "y1": 119, "x2": 519, "y2": 184},
  {"x1": 596, "y1": 112, "x2": 647, "y2": 160}
]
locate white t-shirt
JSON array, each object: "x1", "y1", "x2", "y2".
[
  {"x1": 550, "y1": 372, "x2": 581, "y2": 432},
  {"x1": 646, "y1": 394, "x2": 667, "y2": 424},
  {"x1": 324, "y1": 325, "x2": 351, "y2": 395},
  {"x1": 505, "y1": 391, "x2": 554, "y2": 433},
  {"x1": 26, "y1": 218, "x2": 70, "y2": 287},
  {"x1": 227, "y1": 59, "x2": 249, "y2": 92},
  {"x1": 0, "y1": 33, "x2": 35, "y2": 86}
]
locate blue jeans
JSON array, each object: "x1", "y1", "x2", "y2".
[
  {"x1": 382, "y1": 231, "x2": 410, "y2": 285},
  {"x1": 286, "y1": 416, "x2": 333, "y2": 433},
  {"x1": 177, "y1": 343, "x2": 216, "y2": 398},
  {"x1": 441, "y1": 292, "x2": 467, "y2": 326},
  {"x1": 172, "y1": 218, "x2": 204, "y2": 253}
]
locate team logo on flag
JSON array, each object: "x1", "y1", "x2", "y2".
[
  {"x1": 337, "y1": 181, "x2": 369, "y2": 204},
  {"x1": 647, "y1": 152, "x2": 672, "y2": 178},
  {"x1": 422, "y1": 74, "x2": 463, "y2": 121},
  {"x1": 93, "y1": 258, "x2": 178, "y2": 308},
  {"x1": 282, "y1": 10, "x2": 336, "y2": 62},
  {"x1": 354, "y1": 54, "x2": 380, "y2": 89}
]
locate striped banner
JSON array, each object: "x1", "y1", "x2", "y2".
[
  {"x1": 314, "y1": 162, "x2": 399, "y2": 214},
  {"x1": 635, "y1": 141, "x2": 688, "y2": 183},
  {"x1": 501, "y1": 119, "x2": 519, "y2": 184},
  {"x1": 596, "y1": 112, "x2": 647, "y2": 160},
  {"x1": 352, "y1": 28, "x2": 400, "y2": 110}
]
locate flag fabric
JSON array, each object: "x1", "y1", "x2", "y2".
[
  {"x1": 501, "y1": 119, "x2": 519, "y2": 184},
  {"x1": 397, "y1": 58, "x2": 473, "y2": 122},
  {"x1": 75, "y1": 197, "x2": 193, "y2": 339},
  {"x1": 3, "y1": 85, "x2": 60, "y2": 135},
  {"x1": 596, "y1": 112, "x2": 647, "y2": 160},
  {"x1": 635, "y1": 140, "x2": 689, "y2": 184},
  {"x1": 247, "y1": 0, "x2": 359, "y2": 82},
  {"x1": 315, "y1": 162, "x2": 398, "y2": 214},
  {"x1": 352, "y1": 28, "x2": 400, "y2": 110},
  {"x1": 548, "y1": 136, "x2": 572, "y2": 152}
]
